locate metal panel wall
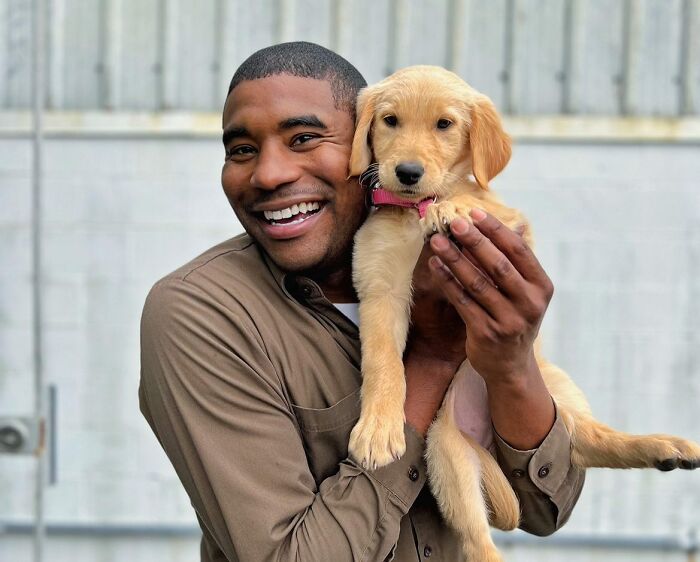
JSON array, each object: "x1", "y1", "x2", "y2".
[
  {"x1": 567, "y1": 0, "x2": 625, "y2": 115},
  {"x1": 451, "y1": 0, "x2": 509, "y2": 110},
  {"x1": 58, "y1": 0, "x2": 103, "y2": 108},
  {"x1": 2, "y1": 134, "x2": 699, "y2": 561},
  {"x1": 1, "y1": 0, "x2": 699, "y2": 115},
  {"x1": 117, "y1": 0, "x2": 161, "y2": 110},
  {"x1": 2, "y1": 0, "x2": 33, "y2": 107}
]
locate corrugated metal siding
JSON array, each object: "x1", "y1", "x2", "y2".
[
  {"x1": 568, "y1": 0, "x2": 625, "y2": 114},
  {"x1": 2, "y1": 136, "x2": 699, "y2": 561},
  {"x1": 1, "y1": 0, "x2": 33, "y2": 107},
  {"x1": 2, "y1": 0, "x2": 699, "y2": 114}
]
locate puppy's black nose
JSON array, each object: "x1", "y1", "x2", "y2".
[{"x1": 395, "y1": 162, "x2": 424, "y2": 186}]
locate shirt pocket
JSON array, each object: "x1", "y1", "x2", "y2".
[{"x1": 292, "y1": 388, "x2": 361, "y2": 484}]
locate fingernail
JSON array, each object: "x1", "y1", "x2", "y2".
[
  {"x1": 451, "y1": 218, "x2": 468, "y2": 234},
  {"x1": 429, "y1": 255, "x2": 444, "y2": 269},
  {"x1": 470, "y1": 208, "x2": 487, "y2": 222},
  {"x1": 431, "y1": 234, "x2": 449, "y2": 250}
]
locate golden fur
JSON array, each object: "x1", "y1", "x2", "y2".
[{"x1": 347, "y1": 65, "x2": 700, "y2": 562}]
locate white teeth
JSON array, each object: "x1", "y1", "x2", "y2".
[{"x1": 262, "y1": 201, "x2": 322, "y2": 222}]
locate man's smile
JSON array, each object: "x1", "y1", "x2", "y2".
[
  {"x1": 254, "y1": 200, "x2": 328, "y2": 240},
  {"x1": 260, "y1": 201, "x2": 323, "y2": 224}
]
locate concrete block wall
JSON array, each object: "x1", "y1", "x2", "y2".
[{"x1": 0, "y1": 135, "x2": 698, "y2": 561}]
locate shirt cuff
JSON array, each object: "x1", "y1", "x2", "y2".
[
  {"x1": 493, "y1": 407, "x2": 572, "y2": 497},
  {"x1": 358, "y1": 424, "x2": 428, "y2": 511}
]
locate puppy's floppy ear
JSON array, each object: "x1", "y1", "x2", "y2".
[
  {"x1": 348, "y1": 86, "x2": 378, "y2": 177},
  {"x1": 469, "y1": 95, "x2": 511, "y2": 190}
]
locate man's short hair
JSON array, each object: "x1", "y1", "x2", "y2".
[{"x1": 228, "y1": 41, "x2": 367, "y2": 118}]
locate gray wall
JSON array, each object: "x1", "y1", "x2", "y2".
[
  {"x1": 2, "y1": 0, "x2": 700, "y2": 115},
  {"x1": 2, "y1": 0, "x2": 700, "y2": 560},
  {"x1": 1, "y1": 132, "x2": 699, "y2": 561}
]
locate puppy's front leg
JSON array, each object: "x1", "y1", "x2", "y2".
[
  {"x1": 349, "y1": 212, "x2": 423, "y2": 469},
  {"x1": 349, "y1": 293, "x2": 411, "y2": 469},
  {"x1": 421, "y1": 192, "x2": 527, "y2": 240}
]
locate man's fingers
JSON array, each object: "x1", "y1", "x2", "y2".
[
  {"x1": 430, "y1": 234, "x2": 511, "y2": 318},
  {"x1": 465, "y1": 209, "x2": 547, "y2": 285},
  {"x1": 446, "y1": 216, "x2": 526, "y2": 297},
  {"x1": 428, "y1": 255, "x2": 490, "y2": 326}
]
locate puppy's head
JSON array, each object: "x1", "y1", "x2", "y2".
[{"x1": 349, "y1": 66, "x2": 511, "y2": 198}]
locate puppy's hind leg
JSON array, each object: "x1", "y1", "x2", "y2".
[
  {"x1": 426, "y1": 384, "x2": 518, "y2": 562},
  {"x1": 569, "y1": 413, "x2": 700, "y2": 471},
  {"x1": 540, "y1": 359, "x2": 700, "y2": 471}
]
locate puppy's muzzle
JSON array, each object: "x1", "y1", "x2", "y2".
[{"x1": 395, "y1": 162, "x2": 424, "y2": 186}]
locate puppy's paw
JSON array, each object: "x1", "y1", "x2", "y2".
[
  {"x1": 348, "y1": 411, "x2": 406, "y2": 470},
  {"x1": 420, "y1": 201, "x2": 472, "y2": 238},
  {"x1": 652, "y1": 436, "x2": 700, "y2": 471}
]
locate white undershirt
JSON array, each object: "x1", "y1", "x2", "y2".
[{"x1": 331, "y1": 302, "x2": 359, "y2": 326}]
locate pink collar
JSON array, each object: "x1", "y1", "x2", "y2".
[{"x1": 370, "y1": 188, "x2": 436, "y2": 218}]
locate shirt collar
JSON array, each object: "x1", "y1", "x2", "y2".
[
  {"x1": 257, "y1": 240, "x2": 324, "y2": 302},
  {"x1": 257, "y1": 241, "x2": 358, "y2": 339}
]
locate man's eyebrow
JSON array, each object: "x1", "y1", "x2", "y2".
[
  {"x1": 222, "y1": 126, "x2": 249, "y2": 146},
  {"x1": 279, "y1": 115, "x2": 327, "y2": 130}
]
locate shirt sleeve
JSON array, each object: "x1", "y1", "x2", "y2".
[
  {"x1": 493, "y1": 407, "x2": 585, "y2": 536},
  {"x1": 138, "y1": 278, "x2": 427, "y2": 562}
]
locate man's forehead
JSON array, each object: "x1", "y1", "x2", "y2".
[{"x1": 223, "y1": 74, "x2": 338, "y2": 122}]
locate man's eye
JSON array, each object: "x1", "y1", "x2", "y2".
[
  {"x1": 291, "y1": 133, "x2": 319, "y2": 146},
  {"x1": 226, "y1": 145, "x2": 256, "y2": 159},
  {"x1": 383, "y1": 115, "x2": 398, "y2": 127},
  {"x1": 437, "y1": 119, "x2": 452, "y2": 129}
]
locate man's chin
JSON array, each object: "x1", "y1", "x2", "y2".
[
  {"x1": 241, "y1": 211, "x2": 336, "y2": 272},
  {"x1": 269, "y1": 248, "x2": 332, "y2": 275}
]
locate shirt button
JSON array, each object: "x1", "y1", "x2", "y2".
[
  {"x1": 423, "y1": 545, "x2": 432, "y2": 558},
  {"x1": 301, "y1": 285, "x2": 313, "y2": 298},
  {"x1": 511, "y1": 468, "x2": 525, "y2": 479},
  {"x1": 408, "y1": 466, "x2": 420, "y2": 481},
  {"x1": 538, "y1": 463, "x2": 552, "y2": 478}
]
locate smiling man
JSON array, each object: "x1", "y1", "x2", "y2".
[
  {"x1": 220, "y1": 69, "x2": 366, "y2": 298},
  {"x1": 139, "y1": 42, "x2": 584, "y2": 562}
]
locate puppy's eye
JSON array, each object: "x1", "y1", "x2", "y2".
[
  {"x1": 437, "y1": 119, "x2": 452, "y2": 129},
  {"x1": 383, "y1": 115, "x2": 398, "y2": 127}
]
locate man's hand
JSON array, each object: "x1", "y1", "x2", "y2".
[
  {"x1": 427, "y1": 209, "x2": 555, "y2": 450},
  {"x1": 402, "y1": 243, "x2": 467, "y2": 436}
]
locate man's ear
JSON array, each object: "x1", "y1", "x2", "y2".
[
  {"x1": 469, "y1": 95, "x2": 511, "y2": 190},
  {"x1": 348, "y1": 86, "x2": 378, "y2": 178}
]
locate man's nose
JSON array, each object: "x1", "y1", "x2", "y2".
[{"x1": 250, "y1": 143, "x2": 301, "y2": 190}]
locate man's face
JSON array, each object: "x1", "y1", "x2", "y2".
[{"x1": 221, "y1": 74, "x2": 366, "y2": 274}]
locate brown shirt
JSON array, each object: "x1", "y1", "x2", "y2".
[{"x1": 139, "y1": 233, "x2": 584, "y2": 562}]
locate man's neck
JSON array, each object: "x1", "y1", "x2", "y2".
[
  {"x1": 314, "y1": 267, "x2": 358, "y2": 303},
  {"x1": 303, "y1": 250, "x2": 359, "y2": 303}
]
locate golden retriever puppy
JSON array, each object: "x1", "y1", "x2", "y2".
[{"x1": 347, "y1": 65, "x2": 700, "y2": 562}]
